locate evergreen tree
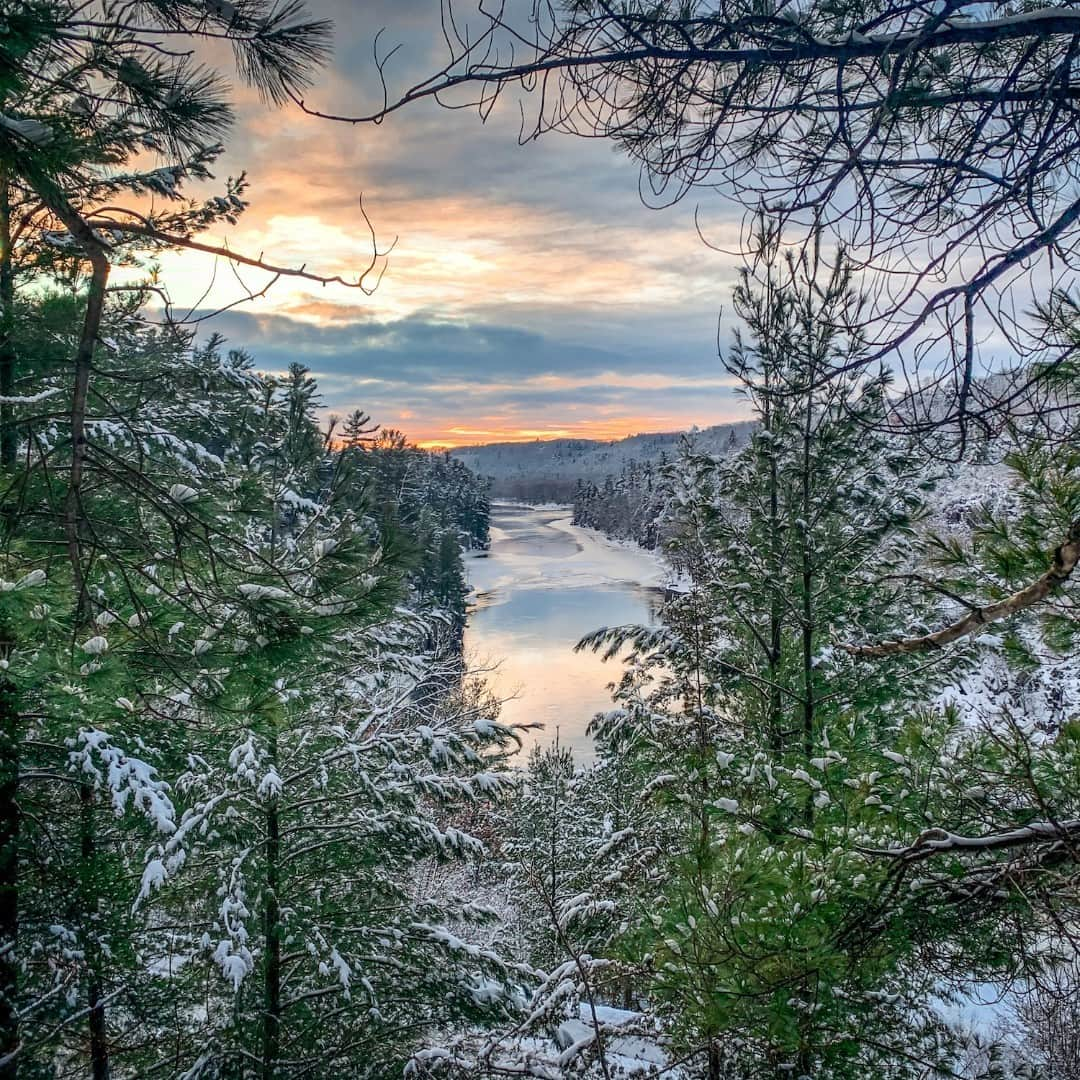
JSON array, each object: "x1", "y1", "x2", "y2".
[
  {"x1": 279, "y1": 362, "x2": 324, "y2": 484},
  {"x1": 581, "y1": 236, "x2": 973, "y2": 1077},
  {"x1": 434, "y1": 741, "x2": 650, "y2": 1079},
  {"x1": 0, "y1": 8, "x2": 349, "y2": 1068},
  {"x1": 0, "y1": 270, "x2": 513, "y2": 1074}
]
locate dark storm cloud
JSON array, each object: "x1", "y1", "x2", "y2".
[
  {"x1": 196, "y1": 307, "x2": 740, "y2": 434},
  {"x1": 200, "y1": 309, "x2": 726, "y2": 384}
]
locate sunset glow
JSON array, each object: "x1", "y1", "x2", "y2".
[
  {"x1": 137, "y1": 0, "x2": 750, "y2": 448},
  {"x1": 414, "y1": 415, "x2": 702, "y2": 449}
]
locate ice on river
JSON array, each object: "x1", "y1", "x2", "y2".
[
  {"x1": 467, "y1": 503, "x2": 668, "y2": 597},
  {"x1": 464, "y1": 504, "x2": 668, "y2": 761}
]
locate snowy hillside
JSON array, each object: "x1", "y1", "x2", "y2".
[{"x1": 451, "y1": 420, "x2": 757, "y2": 500}]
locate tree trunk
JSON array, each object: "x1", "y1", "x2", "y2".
[
  {"x1": 765, "y1": 397, "x2": 783, "y2": 756},
  {"x1": 707, "y1": 1038, "x2": 721, "y2": 1080},
  {"x1": 795, "y1": 1046, "x2": 812, "y2": 1080},
  {"x1": 81, "y1": 784, "x2": 109, "y2": 1080},
  {"x1": 262, "y1": 778, "x2": 281, "y2": 1079},
  {"x1": 43, "y1": 189, "x2": 114, "y2": 1079},
  {"x1": 28, "y1": 182, "x2": 112, "y2": 616},
  {"x1": 0, "y1": 173, "x2": 16, "y2": 1045},
  {"x1": 0, "y1": 169, "x2": 15, "y2": 470},
  {"x1": 63, "y1": 249, "x2": 108, "y2": 619},
  {"x1": 0, "y1": 668, "x2": 18, "y2": 1080},
  {"x1": 799, "y1": 388, "x2": 816, "y2": 825},
  {"x1": 87, "y1": 972, "x2": 109, "y2": 1080}
]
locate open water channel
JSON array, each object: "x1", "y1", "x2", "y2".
[{"x1": 464, "y1": 503, "x2": 667, "y2": 759}]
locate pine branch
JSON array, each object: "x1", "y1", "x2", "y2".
[{"x1": 843, "y1": 518, "x2": 1080, "y2": 658}]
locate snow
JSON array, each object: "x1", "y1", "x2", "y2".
[
  {"x1": 136, "y1": 859, "x2": 167, "y2": 906},
  {"x1": 168, "y1": 483, "x2": 199, "y2": 503},
  {"x1": 452, "y1": 421, "x2": 755, "y2": 492},
  {"x1": 0, "y1": 388, "x2": 61, "y2": 405},
  {"x1": 329, "y1": 948, "x2": 352, "y2": 991},
  {"x1": 70, "y1": 729, "x2": 176, "y2": 842},
  {"x1": 467, "y1": 504, "x2": 670, "y2": 596},
  {"x1": 257, "y1": 766, "x2": 283, "y2": 801},
  {"x1": 0, "y1": 569, "x2": 45, "y2": 592},
  {"x1": 237, "y1": 583, "x2": 291, "y2": 601},
  {"x1": 0, "y1": 112, "x2": 53, "y2": 145},
  {"x1": 214, "y1": 941, "x2": 253, "y2": 990},
  {"x1": 279, "y1": 488, "x2": 321, "y2": 513},
  {"x1": 458, "y1": 1004, "x2": 685, "y2": 1077}
]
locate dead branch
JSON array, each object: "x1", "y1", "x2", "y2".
[
  {"x1": 864, "y1": 820, "x2": 1080, "y2": 864},
  {"x1": 82, "y1": 203, "x2": 392, "y2": 295}
]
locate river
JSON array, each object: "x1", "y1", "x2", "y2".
[{"x1": 464, "y1": 503, "x2": 666, "y2": 760}]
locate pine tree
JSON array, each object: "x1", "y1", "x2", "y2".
[
  {"x1": 443, "y1": 741, "x2": 650, "y2": 1079},
  {"x1": 581, "y1": 235, "x2": 969, "y2": 1077},
  {"x1": 0, "y1": 7, "x2": 346, "y2": 1067},
  {"x1": 0, "y1": 274, "x2": 516, "y2": 1074},
  {"x1": 279, "y1": 362, "x2": 325, "y2": 484}
]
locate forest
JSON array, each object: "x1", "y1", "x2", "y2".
[{"x1": 1, "y1": 0, "x2": 1080, "y2": 1078}]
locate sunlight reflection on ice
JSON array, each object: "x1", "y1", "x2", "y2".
[{"x1": 464, "y1": 504, "x2": 666, "y2": 761}]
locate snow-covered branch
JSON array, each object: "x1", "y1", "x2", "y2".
[{"x1": 844, "y1": 518, "x2": 1080, "y2": 657}]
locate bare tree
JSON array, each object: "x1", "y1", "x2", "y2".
[
  {"x1": 1019, "y1": 962, "x2": 1080, "y2": 1080},
  {"x1": 296, "y1": 0, "x2": 1080, "y2": 435}
]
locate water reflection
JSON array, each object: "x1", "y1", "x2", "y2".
[{"x1": 465, "y1": 504, "x2": 665, "y2": 759}]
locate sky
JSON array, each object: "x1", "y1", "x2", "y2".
[{"x1": 150, "y1": 0, "x2": 753, "y2": 447}]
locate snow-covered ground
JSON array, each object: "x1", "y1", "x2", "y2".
[
  {"x1": 415, "y1": 1004, "x2": 687, "y2": 1078},
  {"x1": 552, "y1": 1005, "x2": 681, "y2": 1076}
]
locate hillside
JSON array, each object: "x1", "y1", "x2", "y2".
[{"x1": 451, "y1": 419, "x2": 758, "y2": 500}]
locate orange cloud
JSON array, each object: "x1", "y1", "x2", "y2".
[
  {"x1": 137, "y1": 76, "x2": 743, "y2": 330},
  {"x1": 413, "y1": 412, "x2": 737, "y2": 448},
  {"x1": 118, "y1": 50, "x2": 751, "y2": 447}
]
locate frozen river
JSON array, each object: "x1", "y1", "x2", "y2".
[{"x1": 464, "y1": 503, "x2": 666, "y2": 760}]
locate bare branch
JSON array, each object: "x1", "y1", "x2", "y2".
[{"x1": 864, "y1": 819, "x2": 1080, "y2": 863}]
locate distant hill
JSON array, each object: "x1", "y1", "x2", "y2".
[
  {"x1": 452, "y1": 365, "x2": 1079, "y2": 503},
  {"x1": 451, "y1": 420, "x2": 758, "y2": 501}
]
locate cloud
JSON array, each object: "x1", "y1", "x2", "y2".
[
  {"x1": 133, "y1": 0, "x2": 753, "y2": 445},
  {"x1": 194, "y1": 307, "x2": 741, "y2": 443},
  {"x1": 198, "y1": 307, "x2": 733, "y2": 383}
]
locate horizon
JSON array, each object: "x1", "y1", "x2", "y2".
[
  {"x1": 415, "y1": 420, "x2": 700, "y2": 451},
  {"x1": 134, "y1": 0, "x2": 752, "y2": 447},
  {"x1": 418, "y1": 416, "x2": 747, "y2": 451}
]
